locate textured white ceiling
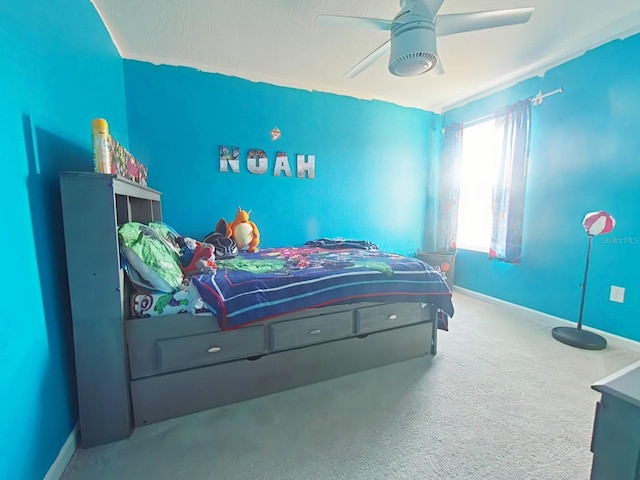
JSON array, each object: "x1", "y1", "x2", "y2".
[{"x1": 92, "y1": 0, "x2": 640, "y2": 112}]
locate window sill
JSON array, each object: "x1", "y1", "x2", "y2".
[{"x1": 456, "y1": 244, "x2": 489, "y2": 253}]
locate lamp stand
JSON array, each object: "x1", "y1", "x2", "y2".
[{"x1": 552, "y1": 235, "x2": 607, "y2": 350}]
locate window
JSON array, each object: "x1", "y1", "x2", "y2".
[
  {"x1": 455, "y1": 120, "x2": 500, "y2": 252},
  {"x1": 440, "y1": 100, "x2": 530, "y2": 263}
]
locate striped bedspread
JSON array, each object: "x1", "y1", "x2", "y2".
[{"x1": 192, "y1": 246, "x2": 454, "y2": 330}]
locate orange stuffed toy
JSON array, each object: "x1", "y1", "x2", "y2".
[{"x1": 226, "y1": 207, "x2": 260, "y2": 252}]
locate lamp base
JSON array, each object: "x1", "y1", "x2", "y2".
[{"x1": 551, "y1": 326, "x2": 607, "y2": 350}]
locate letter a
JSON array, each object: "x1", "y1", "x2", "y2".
[{"x1": 273, "y1": 152, "x2": 292, "y2": 177}]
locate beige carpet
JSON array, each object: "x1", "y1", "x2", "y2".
[{"x1": 62, "y1": 292, "x2": 640, "y2": 480}]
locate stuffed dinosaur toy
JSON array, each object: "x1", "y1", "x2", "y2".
[{"x1": 226, "y1": 207, "x2": 260, "y2": 252}]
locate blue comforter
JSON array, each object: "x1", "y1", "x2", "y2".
[{"x1": 193, "y1": 246, "x2": 454, "y2": 330}]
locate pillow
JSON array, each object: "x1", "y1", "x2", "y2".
[{"x1": 118, "y1": 222, "x2": 184, "y2": 292}]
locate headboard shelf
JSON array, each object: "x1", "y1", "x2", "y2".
[{"x1": 59, "y1": 171, "x2": 164, "y2": 447}]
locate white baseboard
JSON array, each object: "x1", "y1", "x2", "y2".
[
  {"x1": 453, "y1": 286, "x2": 640, "y2": 353},
  {"x1": 43, "y1": 424, "x2": 78, "y2": 480}
]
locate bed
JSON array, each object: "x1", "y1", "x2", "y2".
[
  {"x1": 131, "y1": 247, "x2": 453, "y2": 327},
  {"x1": 60, "y1": 171, "x2": 454, "y2": 448},
  {"x1": 191, "y1": 245, "x2": 452, "y2": 329}
]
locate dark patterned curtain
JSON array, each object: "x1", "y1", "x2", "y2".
[
  {"x1": 489, "y1": 100, "x2": 532, "y2": 264},
  {"x1": 437, "y1": 122, "x2": 464, "y2": 253}
]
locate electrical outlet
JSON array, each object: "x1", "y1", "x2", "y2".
[{"x1": 610, "y1": 285, "x2": 625, "y2": 303}]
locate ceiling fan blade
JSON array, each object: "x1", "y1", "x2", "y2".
[
  {"x1": 344, "y1": 40, "x2": 391, "y2": 79},
  {"x1": 435, "y1": 7, "x2": 534, "y2": 37},
  {"x1": 315, "y1": 14, "x2": 393, "y2": 31},
  {"x1": 409, "y1": 0, "x2": 445, "y2": 19}
]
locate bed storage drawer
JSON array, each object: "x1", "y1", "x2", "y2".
[
  {"x1": 356, "y1": 303, "x2": 424, "y2": 334},
  {"x1": 131, "y1": 321, "x2": 433, "y2": 427},
  {"x1": 156, "y1": 325, "x2": 265, "y2": 372},
  {"x1": 270, "y1": 311, "x2": 354, "y2": 350}
]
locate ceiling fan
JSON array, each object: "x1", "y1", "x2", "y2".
[{"x1": 316, "y1": 0, "x2": 534, "y2": 78}]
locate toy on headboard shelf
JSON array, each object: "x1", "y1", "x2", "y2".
[{"x1": 226, "y1": 207, "x2": 260, "y2": 252}]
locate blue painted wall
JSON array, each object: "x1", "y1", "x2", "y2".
[
  {"x1": 6, "y1": 1, "x2": 638, "y2": 475},
  {"x1": 444, "y1": 33, "x2": 640, "y2": 341},
  {"x1": 0, "y1": 1, "x2": 128, "y2": 479},
  {"x1": 123, "y1": 61, "x2": 441, "y2": 257}
]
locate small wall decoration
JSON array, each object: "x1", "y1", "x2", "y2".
[
  {"x1": 218, "y1": 145, "x2": 315, "y2": 179},
  {"x1": 271, "y1": 127, "x2": 282, "y2": 141},
  {"x1": 219, "y1": 146, "x2": 239, "y2": 173}
]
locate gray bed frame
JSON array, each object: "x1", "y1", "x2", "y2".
[{"x1": 60, "y1": 172, "x2": 439, "y2": 448}]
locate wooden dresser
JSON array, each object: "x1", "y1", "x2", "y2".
[{"x1": 590, "y1": 359, "x2": 640, "y2": 479}]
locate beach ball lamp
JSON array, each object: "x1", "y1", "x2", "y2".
[
  {"x1": 552, "y1": 211, "x2": 616, "y2": 350},
  {"x1": 582, "y1": 211, "x2": 616, "y2": 236}
]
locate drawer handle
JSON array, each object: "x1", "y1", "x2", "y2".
[
  {"x1": 388, "y1": 314, "x2": 398, "y2": 320},
  {"x1": 309, "y1": 329, "x2": 321, "y2": 335},
  {"x1": 207, "y1": 346, "x2": 221, "y2": 353}
]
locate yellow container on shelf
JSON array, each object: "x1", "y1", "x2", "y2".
[{"x1": 91, "y1": 118, "x2": 111, "y2": 174}]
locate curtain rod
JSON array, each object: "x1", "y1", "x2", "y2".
[{"x1": 445, "y1": 86, "x2": 564, "y2": 131}]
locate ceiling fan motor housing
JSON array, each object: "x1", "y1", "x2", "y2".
[{"x1": 389, "y1": 22, "x2": 438, "y2": 77}]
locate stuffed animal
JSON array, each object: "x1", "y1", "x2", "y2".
[
  {"x1": 204, "y1": 232, "x2": 239, "y2": 260},
  {"x1": 177, "y1": 237, "x2": 216, "y2": 276},
  {"x1": 226, "y1": 207, "x2": 260, "y2": 252},
  {"x1": 203, "y1": 218, "x2": 239, "y2": 259}
]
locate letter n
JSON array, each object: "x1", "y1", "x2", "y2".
[{"x1": 219, "y1": 146, "x2": 240, "y2": 173}]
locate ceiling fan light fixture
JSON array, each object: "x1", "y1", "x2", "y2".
[
  {"x1": 389, "y1": 22, "x2": 437, "y2": 77},
  {"x1": 389, "y1": 51, "x2": 437, "y2": 76}
]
